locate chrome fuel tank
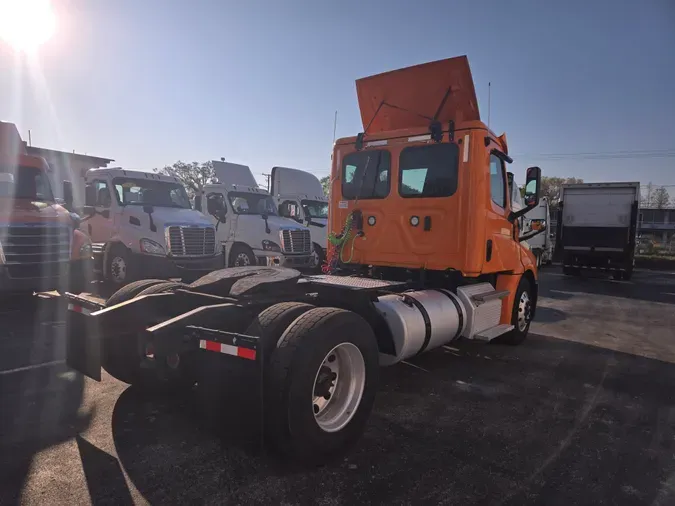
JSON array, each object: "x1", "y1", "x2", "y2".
[{"x1": 373, "y1": 289, "x2": 467, "y2": 366}]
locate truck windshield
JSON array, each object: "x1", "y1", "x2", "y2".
[
  {"x1": 0, "y1": 165, "x2": 54, "y2": 201},
  {"x1": 112, "y1": 178, "x2": 191, "y2": 209},
  {"x1": 301, "y1": 200, "x2": 328, "y2": 219},
  {"x1": 228, "y1": 191, "x2": 278, "y2": 216}
]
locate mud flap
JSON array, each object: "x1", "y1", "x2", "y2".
[{"x1": 65, "y1": 305, "x2": 102, "y2": 381}]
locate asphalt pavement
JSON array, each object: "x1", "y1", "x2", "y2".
[{"x1": 1, "y1": 268, "x2": 675, "y2": 505}]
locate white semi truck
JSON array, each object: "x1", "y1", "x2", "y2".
[
  {"x1": 270, "y1": 166, "x2": 328, "y2": 268},
  {"x1": 524, "y1": 197, "x2": 553, "y2": 268},
  {"x1": 554, "y1": 182, "x2": 640, "y2": 280},
  {"x1": 196, "y1": 161, "x2": 314, "y2": 269},
  {"x1": 79, "y1": 168, "x2": 223, "y2": 288}
]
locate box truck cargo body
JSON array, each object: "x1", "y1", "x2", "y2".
[{"x1": 554, "y1": 182, "x2": 639, "y2": 280}]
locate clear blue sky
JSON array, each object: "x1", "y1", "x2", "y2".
[{"x1": 0, "y1": 0, "x2": 674, "y2": 189}]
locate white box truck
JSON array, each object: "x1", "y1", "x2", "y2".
[
  {"x1": 270, "y1": 166, "x2": 328, "y2": 268},
  {"x1": 80, "y1": 168, "x2": 223, "y2": 288},
  {"x1": 196, "y1": 162, "x2": 314, "y2": 269},
  {"x1": 554, "y1": 182, "x2": 640, "y2": 280}
]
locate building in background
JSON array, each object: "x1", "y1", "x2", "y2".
[
  {"x1": 26, "y1": 145, "x2": 114, "y2": 204},
  {"x1": 638, "y1": 208, "x2": 675, "y2": 252}
]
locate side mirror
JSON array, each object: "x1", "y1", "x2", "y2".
[
  {"x1": 84, "y1": 184, "x2": 97, "y2": 206},
  {"x1": 194, "y1": 195, "x2": 202, "y2": 212},
  {"x1": 143, "y1": 205, "x2": 154, "y2": 214},
  {"x1": 523, "y1": 166, "x2": 541, "y2": 208},
  {"x1": 63, "y1": 180, "x2": 74, "y2": 211},
  {"x1": 509, "y1": 166, "x2": 541, "y2": 223}
]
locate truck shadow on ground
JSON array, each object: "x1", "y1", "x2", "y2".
[
  {"x1": 109, "y1": 334, "x2": 675, "y2": 505},
  {"x1": 0, "y1": 301, "x2": 91, "y2": 506},
  {"x1": 540, "y1": 269, "x2": 675, "y2": 305}
]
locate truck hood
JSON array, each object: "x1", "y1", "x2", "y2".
[
  {"x1": 266, "y1": 214, "x2": 308, "y2": 231},
  {"x1": 356, "y1": 55, "x2": 479, "y2": 134},
  {"x1": 0, "y1": 198, "x2": 72, "y2": 225},
  {"x1": 123, "y1": 206, "x2": 213, "y2": 229}
]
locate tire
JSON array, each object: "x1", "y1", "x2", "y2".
[
  {"x1": 622, "y1": 269, "x2": 633, "y2": 281},
  {"x1": 535, "y1": 252, "x2": 542, "y2": 269},
  {"x1": 495, "y1": 277, "x2": 533, "y2": 346},
  {"x1": 244, "y1": 302, "x2": 316, "y2": 366},
  {"x1": 106, "y1": 244, "x2": 134, "y2": 288},
  {"x1": 135, "y1": 281, "x2": 187, "y2": 297},
  {"x1": 106, "y1": 279, "x2": 165, "y2": 307},
  {"x1": 228, "y1": 244, "x2": 257, "y2": 267},
  {"x1": 265, "y1": 307, "x2": 380, "y2": 464},
  {"x1": 311, "y1": 243, "x2": 326, "y2": 271}
]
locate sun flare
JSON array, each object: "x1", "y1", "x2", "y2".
[{"x1": 0, "y1": 0, "x2": 56, "y2": 53}]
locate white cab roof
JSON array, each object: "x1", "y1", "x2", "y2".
[
  {"x1": 271, "y1": 166, "x2": 326, "y2": 200},
  {"x1": 85, "y1": 167, "x2": 183, "y2": 185},
  {"x1": 213, "y1": 161, "x2": 259, "y2": 188}
]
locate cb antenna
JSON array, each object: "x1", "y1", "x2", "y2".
[
  {"x1": 332, "y1": 110, "x2": 338, "y2": 144},
  {"x1": 487, "y1": 82, "x2": 491, "y2": 131}
]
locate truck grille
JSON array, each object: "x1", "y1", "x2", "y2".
[
  {"x1": 0, "y1": 224, "x2": 71, "y2": 279},
  {"x1": 280, "y1": 229, "x2": 311, "y2": 254},
  {"x1": 167, "y1": 226, "x2": 216, "y2": 257}
]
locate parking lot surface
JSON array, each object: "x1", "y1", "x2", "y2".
[{"x1": 1, "y1": 269, "x2": 675, "y2": 505}]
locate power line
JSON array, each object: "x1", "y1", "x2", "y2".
[{"x1": 513, "y1": 148, "x2": 675, "y2": 161}]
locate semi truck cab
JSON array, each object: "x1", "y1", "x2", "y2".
[
  {"x1": 0, "y1": 121, "x2": 93, "y2": 293},
  {"x1": 197, "y1": 161, "x2": 314, "y2": 269},
  {"x1": 80, "y1": 167, "x2": 222, "y2": 287},
  {"x1": 271, "y1": 165, "x2": 328, "y2": 268}
]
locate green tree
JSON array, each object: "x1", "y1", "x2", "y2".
[
  {"x1": 154, "y1": 160, "x2": 215, "y2": 199},
  {"x1": 320, "y1": 176, "x2": 331, "y2": 197},
  {"x1": 652, "y1": 186, "x2": 671, "y2": 209},
  {"x1": 540, "y1": 176, "x2": 584, "y2": 204}
]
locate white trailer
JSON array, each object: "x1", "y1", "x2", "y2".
[
  {"x1": 196, "y1": 162, "x2": 314, "y2": 269},
  {"x1": 554, "y1": 182, "x2": 640, "y2": 280}
]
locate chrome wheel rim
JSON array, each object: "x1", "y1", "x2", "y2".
[
  {"x1": 235, "y1": 252, "x2": 251, "y2": 266},
  {"x1": 310, "y1": 248, "x2": 320, "y2": 267},
  {"x1": 312, "y1": 343, "x2": 366, "y2": 433},
  {"x1": 110, "y1": 256, "x2": 127, "y2": 283},
  {"x1": 517, "y1": 290, "x2": 532, "y2": 331}
]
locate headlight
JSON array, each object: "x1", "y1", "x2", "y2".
[
  {"x1": 262, "y1": 240, "x2": 281, "y2": 252},
  {"x1": 79, "y1": 243, "x2": 93, "y2": 259},
  {"x1": 140, "y1": 238, "x2": 165, "y2": 256}
]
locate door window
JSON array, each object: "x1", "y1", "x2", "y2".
[
  {"x1": 489, "y1": 155, "x2": 506, "y2": 208},
  {"x1": 93, "y1": 180, "x2": 111, "y2": 208}
]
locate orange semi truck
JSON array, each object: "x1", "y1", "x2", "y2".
[
  {"x1": 54, "y1": 56, "x2": 544, "y2": 464},
  {"x1": 0, "y1": 121, "x2": 93, "y2": 293}
]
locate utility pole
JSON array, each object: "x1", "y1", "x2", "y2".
[{"x1": 262, "y1": 173, "x2": 271, "y2": 192}]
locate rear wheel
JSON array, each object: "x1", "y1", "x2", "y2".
[
  {"x1": 311, "y1": 243, "x2": 325, "y2": 270},
  {"x1": 102, "y1": 281, "x2": 194, "y2": 390},
  {"x1": 135, "y1": 281, "x2": 187, "y2": 297},
  {"x1": 245, "y1": 302, "x2": 316, "y2": 365},
  {"x1": 265, "y1": 307, "x2": 380, "y2": 464},
  {"x1": 495, "y1": 277, "x2": 533, "y2": 346},
  {"x1": 105, "y1": 279, "x2": 165, "y2": 307}
]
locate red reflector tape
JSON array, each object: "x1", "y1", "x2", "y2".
[
  {"x1": 67, "y1": 304, "x2": 91, "y2": 315},
  {"x1": 199, "y1": 340, "x2": 256, "y2": 361}
]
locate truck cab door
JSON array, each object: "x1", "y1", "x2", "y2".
[
  {"x1": 85, "y1": 179, "x2": 116, "y2": 244},
  {"x1": 484, "y1": 153, "x2": 519, "y2": 272},
  {"x1": 205, "y1": 191, "x2": 232, "y2": 250}
]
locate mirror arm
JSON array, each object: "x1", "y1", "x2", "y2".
[{"x1": 519, "y1": 228, "x2": 546, "y2": 242}]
